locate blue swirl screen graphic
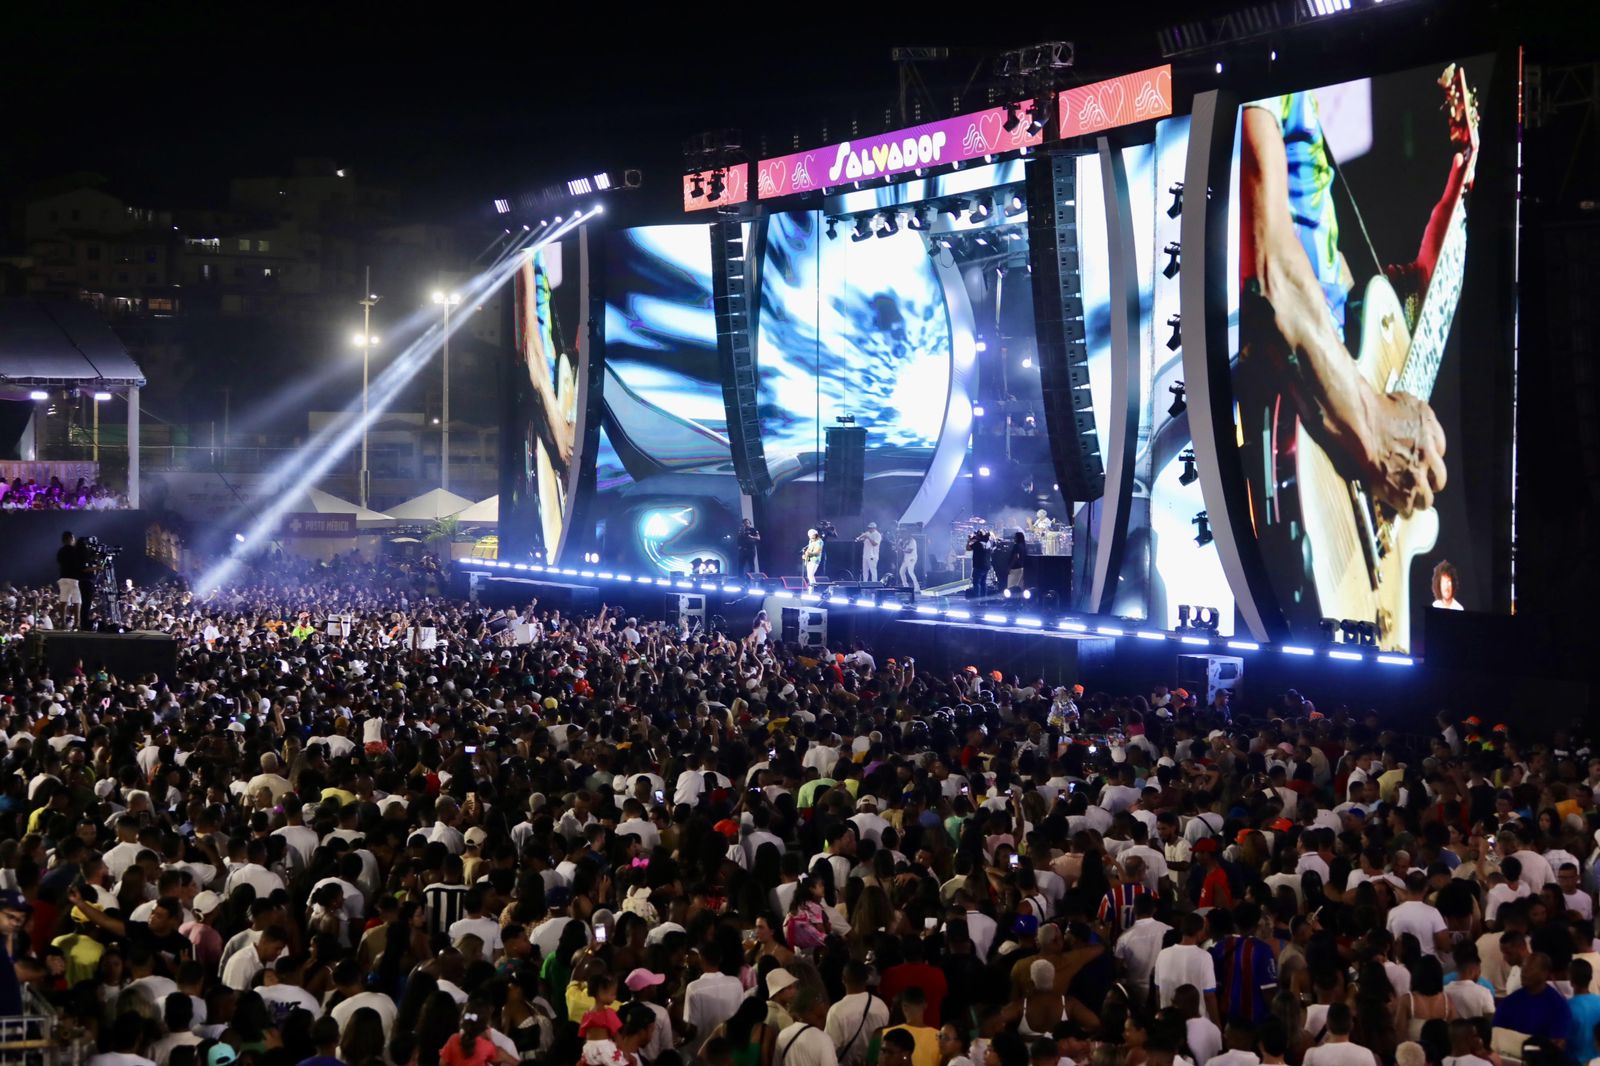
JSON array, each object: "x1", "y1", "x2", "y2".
[{"x1": 757, "y1": 211, "x2": 952, "y2": 472}]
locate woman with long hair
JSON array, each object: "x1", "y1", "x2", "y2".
[
  {"x1": 542, "y1": 921, "x2": 592, "y2": 1024},
  {"x1": 340, "y1": 1007, "x2": 388, "y2": 1066},
  {"x1": 1398, "y1": 955, "x2": 1454, "y2": 1043},
  {"x1": 415, "y1": 991, "x2": 465, "y2": 1066},
  {"x1": 1353, "y1": 961, "x2": 1399, "y2": 1066}
]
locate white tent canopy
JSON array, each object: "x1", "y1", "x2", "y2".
[
  {"x1": 453, "y1": 495, "x2": 499, "y2": 524},
  {"x1": 279, "y1": 487, "x2": 393, "y2": 529},
  {"x1": 387, "y1": 487, "x2": 474, "y2": 521}
]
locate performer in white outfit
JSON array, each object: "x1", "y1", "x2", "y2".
[
  {"x1": 802, "y1": 529, "x2": 824, "y2": 588},
  {"x1": 856, "y1": 522, "x2": 882, "y2": 582},
  {"x1": 898, "y1": 535, "x2": 919, "y2": 592}
]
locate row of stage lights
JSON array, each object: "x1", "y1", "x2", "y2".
[
  {"x1": 824, "y1": 190, "x2": 1027, "y2": 243},
  {"x1": 464, "y1": 559, "x2": 1415, "y2": 667}
]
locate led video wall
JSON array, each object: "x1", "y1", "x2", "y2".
[
  {"x1": 593, "y1": 225, "x2": 742, "y2": 576},
  {"x1": 504, "y1": 239, "x2": 584, "y2": 562},
  {"x1": 1231, "y1": 57, "x2": 1504, "y2": 651}
]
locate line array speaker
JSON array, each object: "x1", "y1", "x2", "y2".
[
  {"x1": 1026, "y1": 153, "x2": 1105, "y2": 501},
  {"x1": 710, "y1": 219, "x2": 773, "y2": 497},
  {"x1": 823, "y1": 425, "x2": 867, "y2": 515}
]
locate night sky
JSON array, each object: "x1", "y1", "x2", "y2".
[{"x1": 9, "y1": 6, "x2": 1180, "y2": 221}]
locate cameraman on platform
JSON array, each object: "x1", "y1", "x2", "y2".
[{"x1": 57, "y1": 530, "x2": 88, "y2": 630}]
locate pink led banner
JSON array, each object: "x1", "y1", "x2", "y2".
[
  {"x1": 755, "y1": 101, "x2": 1044, "y2": 200},
  {"x1": 682, "y1": 163, "x2": 749, "y2": 213},
  {"x1": 1057, "y1": 64, "x2": 1174, "y2": 138}
]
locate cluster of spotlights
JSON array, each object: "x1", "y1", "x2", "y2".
[
  {"x1": 1175, "y1": 604, "x2": 1223, "y2": 633},
  {"x1": 1001, "y1": 101, "x2": 1049, "y2": 137},
  {"x1": 1318, "y1": 617, "x2": 1379, "y2": 647},
  {"x1": 824, "y1": 186, "x2": 1025, "y2": 247}
]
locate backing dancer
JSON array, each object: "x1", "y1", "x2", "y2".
[
  {"x1": 855, "y1": 522, "x2": 882, "y2": 582},
  {"x1": 736, "y1": 518, "x2": 761, "y2": 576},
  {"x1": 801, "y1": 529, "x2": 824, "y2": 589}
]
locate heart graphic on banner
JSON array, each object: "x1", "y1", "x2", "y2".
[
  {"x1": 763, "y1": 160, "x2": 788, "y2": 196},
  {"x1": 1098, "y1": 82, "x2": 1126, "y2": 126},
  {"x1": 726, "y1": 167, "x2": 745, "y2": 201},
  {"x1": 978, "y1": 111, "x2": 1002, "y2": 152}
]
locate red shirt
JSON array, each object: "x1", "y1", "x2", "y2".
[
  {"x1": 440, "y1": 1033, "x2": 496, "y2": 1066},
  {"x1": 1199, "y1": 866, "x2": 1234, "y2": 910},
  {"x1": 877, "y1": 962, "x2": 948, "y2": 1026}
]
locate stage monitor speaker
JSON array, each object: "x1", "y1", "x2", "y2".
[
  {"x1": 1027, "y1": 152, "x2": 1105, "y2": 501},
  {"x1": 29, "y1": 630, "x2": 178, "y2": 682},
  {"x1": 711, "y1": 220, "x2": 774, "y2": 497},
  {"x1": 823, "y1": 425, "x2": 867, "y2": 514}
]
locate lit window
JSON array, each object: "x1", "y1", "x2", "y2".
[
  {"x1": 263, "y1": 268, "x2": 273, "y2": 277},
  {"x1": 257, "y1": 240, "x2": 270, "y2": 252},
  {"x1": 238, "y1": 238, "x2": 251, "y2": 251}
]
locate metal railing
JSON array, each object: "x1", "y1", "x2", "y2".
[{"x1": 0, "y1": 1014, "x2": 87, "y2": 1066}]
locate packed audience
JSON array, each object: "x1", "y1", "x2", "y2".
[
  {"x1": 1, "y1": 476, "x2": 128, "y2": 511},
  {"x1": 1, "y1": 559, "x2": 1598, "y2": 1066}
]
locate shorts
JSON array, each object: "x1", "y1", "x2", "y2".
[{"x1": 58, "y1": 578, "x2": 83, "y2": 606}]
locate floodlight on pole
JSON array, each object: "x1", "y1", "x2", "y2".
[
  {"x1": 431, "y1": 291, "x2": 462, "y2": 491},
  {"x1": 357, "y1": 268, "x2": 382, "y2": 508}
]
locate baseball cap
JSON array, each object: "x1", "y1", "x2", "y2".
[
  {"x1": 625, "y1": 968, "x2": 666, "y2": 992},
  {"x1": 1193, "y1": 837, "x2": 1220, "y2": 854},
  {"x1": 464, "y1": 827, "x2": 489, "y2": 847},
  {"x1": 192, "y1": 891, "x2": 223, "y2": 917},
  {"x1": 766, "y1": 968, "x2": 799, "y2": 997},
  {"x1": 0, "y1": 890, "x2": 32, "y2": 915},
  {"x1": 1013, "y1": 914, "x2": 1040, "y2": 936},
  {"x1": 713, "y1": 818, "x2": 741, "y2": 838},
  {"x1": 207, "y1": 1045, "x2": 239, "y2": 1066}
]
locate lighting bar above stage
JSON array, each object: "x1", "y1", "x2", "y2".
[{"x1": 459, "y1": 559, "x2": 1417, "y2": 668}]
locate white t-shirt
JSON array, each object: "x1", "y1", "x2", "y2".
[
  {"x1": 775, "y1": 1022, "x2": 840, "y2": 1066},
  {"x1": 1387, "y1": 900, "x2": 1448, "y2": 956},
  {"x1": 1154, "y1": 944, "x2": 1217, "y2": 1006},
  {"x1": 1443, "y1": 979, "x2": 1496, "y2": 1019},
  {"x1": 449, "y1": 914, "x2": 504, "y2": 955},
  {"x1": 1303, "y1": 1043, "x2": 1378, "y2": 1066}
]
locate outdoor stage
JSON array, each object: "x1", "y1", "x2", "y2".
[{"x1": 453, "y1": 564, "x2": 1588, "y2": 732}]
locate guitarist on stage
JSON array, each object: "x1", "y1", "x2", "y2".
[{"x1": 1238, "y1": 80, "x2": 1476, "y2": 518}]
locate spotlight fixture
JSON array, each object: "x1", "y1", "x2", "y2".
[
  {"x1": 1021, "y1": 588, "x2": 1033, "y2": 600},
  {"x1": 1177, "y1": 604, "x2": 1192, "y2": 629},
  {"x1": 1167, "y1": 182, "x2": 1184, "y2": 218},
  {"x1": 689, "y1": 173, "x2": 705, "y2": 198},
  {"x1": 1339, "y1": 618, "x2": 1363, "y2": 644},
  {"x1": 825, "y1": 218, "x2": 838, "y2": 240},
  {"x1": 708, "y1": 168, "x2": 727, "y2": 200},
  {"x1": 1168, "y1": 382, "x2": 1186, "y2": 419},
  {"x1": 907, "y1": 205, "x2": 935, "y2": 231},
  {"x1": 969, "y1": 197, "x2": 993, "y2": 222},
  {"x1": 851, "y1": 216, "x2": 873, "y2": 242},
  {"x1": 1025, "y1": 100, "x2": 1048, "y2": 136},
  {"x1": 1162, "y1": 241, "x2": 1181, "y2": 278},
  {"x1": 28, "y1": 390, "x2": 49, "y2": 401},
  {"x1": 1165, "y1": 315, "x2": 1182, "y2": 352},
  {"x1": 977, "y1": 465, "x2": 992, "y2": 477},
  {"x1": 1002, "y1": 587, "x2": 1014, "y2": 599},
  {"x1": 877, "y1": 212, "x2": 900, "y2": 238},
  {"x1": 1192, "y1": 510, "x2": 1213, "y2": 546},
  {"x1": 1178, "y1": 448, "x2": 1198, "y2": 486},
  {"x1": 1318, "y1": 618, "x2": 1341, "y2": 643},
  {"x1": 941, "y1": 199, "x2": 969, "y2": 220},
  {"x1": 972, "y1": 405, "x2": 986, "y2": 417},
  {"x1": 1002, "y1": 102, "x2": 1021, "y2": 133},
  {"x1": 1004, "y1": 193, "x2": 1027, "y2": 218}
]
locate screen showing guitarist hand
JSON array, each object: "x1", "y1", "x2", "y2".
[{"x1": 1236, "y1": 62, "x2": 1488, "y2": 652}]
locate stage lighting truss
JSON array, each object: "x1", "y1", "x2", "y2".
[
  {"x1": 994, "y1": 41, "x2": 1073, "y2": 139},
  {"x1": 683, "y1": 128, "x2": 746, "y2": 216},
  {"x1": 463, "y1": 561, "x2": 1414, "y2": 666}
]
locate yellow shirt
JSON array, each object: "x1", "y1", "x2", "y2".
[
  {"x1": 53, "y1": 931, "x2": 104, "y2": 988},
  {"x1": 882, "y1": 1025, "x2": 940, "y2": 1066}
]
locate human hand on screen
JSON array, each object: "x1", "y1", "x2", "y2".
[{"x1": 1361, "y1": 389, "x2": 1447, "y2": 515}]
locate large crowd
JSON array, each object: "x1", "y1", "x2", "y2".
[
  {"x1": 0, "y1": 477, "x2": 128, "y2": 511},
  {"x1": 2, "y1": 557, "x2": 1598, "y2": 1066}
]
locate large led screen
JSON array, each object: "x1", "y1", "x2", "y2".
[
  {"x1": 592, "y1": 225, "x2": 742, "y2": 576},
  {"x1": 751, "y1": 160, "x2": 1067, "y2": 585},
  {"x1": 506, "y1": 240, "x2": 583, "y2": 562},
  {"x1": 1233, "y1": 57, "x2": 1507, "y2": 652}
]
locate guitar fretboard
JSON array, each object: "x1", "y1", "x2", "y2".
[{"x1": 1392, "y1": 196, "x2": 1468, "y2": 404}]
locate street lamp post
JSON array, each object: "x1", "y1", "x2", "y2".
[
  {"x1": 431, "y1": 290, "x2": 461, "y2": 491},
  {"x1": 355, "y1": 267, "x2": 382, "y2": 508},
  {"x1": 91, "y1": 390, "x2": 112, "y2": 462}
]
